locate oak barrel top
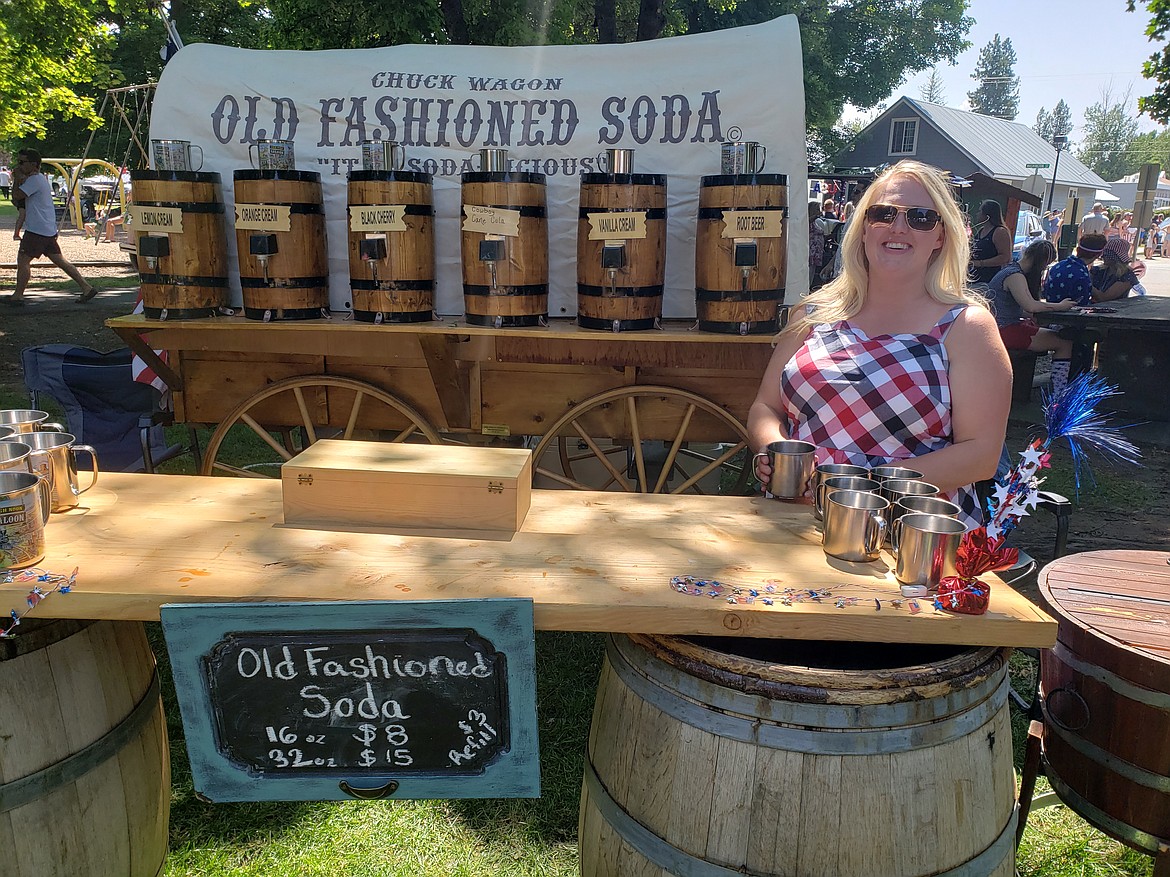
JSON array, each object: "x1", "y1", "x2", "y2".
[{"x1": 1039, "y1": 550, "x2": 1170, "y2": 686}]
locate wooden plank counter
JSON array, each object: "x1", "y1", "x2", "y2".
[{"x1": 1, "y1": 474, "x2": 1056, "y2": 647}]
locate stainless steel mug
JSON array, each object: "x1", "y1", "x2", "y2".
[
  {"x1": 0, "y1": 409, "x2": 65, "y2": 434},
  {"x1": 21, "y1": 432, "x2": 98, "y2": 512},
  {"x1": 756, "y1": 440, "x2": 816, "y2": 499},
  {"x1": 0, "y1": 426, "x2": 14, "y2": 441},
  {"x1": 0, "y1": 470, "x2": 52, "y2": 570},
  {"x1": 598, "y1": 148, "x2": 635, "y2": 174},
  {"x1": 720, "y1": 141, "x2": 767, "y2": 174},
  {"x1": 810, "y1": 463, "x2": 870, "y2": 521},
  {"x1": 152, "y1": 139, "x2": 204, "y2": 172},
  {"x1": 879, "y1": 479, "x2": 940, "y2": 534},
  {"x1": 895, "y1": 495, "x2": 962, "y2": 521},
  {"x1": 822, "y1": 489, "x2": 889, "y2": 562},
  {"x1": 891, "y1": 513, "x2": 966, "y2": 588},
  {"x1": 0, "y1": 441, "x2": 32, "y2": 474},
  {"x1": 361, "y1": 140, "x2": 406, "y2": 172},
  {"x1": 814, "y1": 475, "x2": 881, "y2": 520},
  {"x1": 870, "y1": 464, "x2": 925, "y2": 483},
  {"x1": 249, "y1": 139, "x2": 296, "y2": 171},
  {"x1": 474, "y1": 148, "x2": 510, "y2": 172}
]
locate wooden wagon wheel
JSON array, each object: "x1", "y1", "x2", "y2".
[
  {"x1": 532, "y1": 386, "x2": 753, "y2": 495},
  {"x1": 200, "y1": 375, "x2": 442, "y2": 476}
]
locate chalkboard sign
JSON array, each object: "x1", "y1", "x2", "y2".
[{"x1": 161, "y1": 599, "x2": 539, "y2": 802}]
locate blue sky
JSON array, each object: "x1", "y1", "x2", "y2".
[{"x1": 881, "y1": 0, "x2": 1163, "y2": 137}]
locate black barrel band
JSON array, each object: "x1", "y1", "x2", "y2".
[
  {"x1": 698, "y1": 206, "x2": 788, "y2": 220},
  {"x1": 139, "y1": 273, "x2": 230, "y2": 287},
  {"x1": 577, "y1": 316, "x2": 658, "y2": 331},
  {"x1": 143, "y1": 306, "x2": 221, "y2": 321},
  {"x1": 464, "y1": 312, "x2": 547, "y2": 328},
  {"x1": 353, "y1": 309, "x2": 434, "y2": 324},
  {"x1": 239, "y1": 276, "x2": 329, "y2": 289},
  {"x1": 463, "y1": 284, "x2": 549, "y2": 297},
  {"x1": 349, "y1": 279, "x2": 434, "y2": 291},
  {"x1": 130, "y1": 170, "x2": 222, "y2": 183},
  {"x1": 461, "y1": 171, "x2": 546, "y2": 184},
  {"x1": 243, "y1": 306, "x2": 324, "y2": 321},
  {"x1": 465, "y1": 204, "x2": 546, "y2": 218},
  {"x1": 700, "y1": 173, "x2": 789, "y2": 186},
  {"x1": 348, "y1": 170, "x2": 433, "y2": 184},
  {"x1": 0, "y1": 672, "x2": 160, "y2": 813},
  {"x1": 696, "y1": 287, "x2": 785, "y2": 303},
  {"x1": 698, "y1": 319, "x2": 780, "y2": 335},
  {"x1": 578, "y1": 208, "x2": 666, "y2": 220},
  {"x1": 578, "y1": 284, "x2": 664, "y2": 298},
  {"x1": 133, "y1": 201, "x2": 225, "y2": 213},
  {"x1": 580, "y1": 173, "x2": 667, "y2": 186},
  {"x1": 233, "y1": 169, "x2": 321, "y2": 183}
]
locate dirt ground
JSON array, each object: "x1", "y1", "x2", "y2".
[{"x1": 2, "y1": 210, "x2": 1169, "y2": 598}]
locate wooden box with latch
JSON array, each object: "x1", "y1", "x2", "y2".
[{"x1": 281, "y1": 439, "x2": 532, "y2": 537}]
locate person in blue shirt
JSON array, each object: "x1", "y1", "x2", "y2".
[{"x1": 1042, "y1": 233, "x2": 1106, "y2": 306}]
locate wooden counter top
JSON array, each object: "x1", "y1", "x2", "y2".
[{"x1": 2, "y1": 474, "x2": 1056, "y2": 647}]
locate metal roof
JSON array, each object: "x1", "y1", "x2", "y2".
[{"x1": 894, "y1": 97, "x2": 1107, "y2": 189}]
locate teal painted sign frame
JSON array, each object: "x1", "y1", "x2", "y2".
[{"x1": 161, "y1": 599, "x2": 539, "y2": 802}]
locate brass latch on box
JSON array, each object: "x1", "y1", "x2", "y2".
[
  {"x1": 297, "y1": 473, "x2": 314, "y2": 485},
  {"x1": 487, "y1": 481, "x2": 504, "y2": 494}
]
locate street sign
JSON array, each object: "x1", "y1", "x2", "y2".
[{"x1": 1025, "y1": 163, "x2": 1051, "y2": 169}]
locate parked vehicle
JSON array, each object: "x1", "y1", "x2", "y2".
[{"x1": 1013, "y1": 211, "x2": 1045, "y2": 259}]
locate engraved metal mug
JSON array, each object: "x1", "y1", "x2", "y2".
[
  {"x1": 814, "y1": 475, "x2": 881, "y2": 521},
  {"x1": 152, "y1": 139, "x2": 204, "y2": 172},
  {"x1": 249, "y1": 139, "x2": 296, "y2": 171},
  {"x1": 361, "y1": 140, "x2": 406, "y2": 172},
  {"x1": 474, "y1": 148, "x2": 510, "y2": 172},
  {"x1": 0, "y1": 441, "x2": 33, "y2": 474},
  {"x1": 598, "y1": 148, "x2": 635, "y2": 175},
  {"x1": 755, "y1": 440, "x2": 816, "y2": 499},
  {"x1": 0, "y1": 409, "x2": 66, "y2": 435},
  {"x1": 0, "y1": 470, "x2": 52, "y2": 570},
  {"x1": 891, "y1": 513, "x2": 966, "y2": 588},
  {"x1": 720, "y1": 141, "x2": 767, "y2": 174},
  {"x1": 810, "y1": 463, "x2": 870, "y2": 521},
  {"x1": 21, "y1": 431, "x2": 98, "y2": 512},
  {"x1": 870, "y1": 464, "x2": 925, "y2": 483},
  {"x1": 822, "y1": 489, "x2": 889, "y2": 563}
]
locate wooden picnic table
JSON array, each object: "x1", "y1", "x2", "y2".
[{"x1": 0, "y1": 473, "x2": 1056, "y2": 648}]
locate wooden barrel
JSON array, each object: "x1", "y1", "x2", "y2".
[
  {"x1": 695, "y1": 173, "x2": 788, "y2": 334},
  {"x1": 1039, "y1": 550, "x2": 1170, "y2": 854},
  {"x1": 576, "y1": 173, "x2": 666, "y2": 332},
  {"x1": 233, "y1": 169, "x2": 328, "y2": 321},
  {"x1": 0, "y1": 619, "x2": 170, "y2": 877},
  {"x1": 346, "y1": 170, "x2": 435, "y2": 324},
  {"x1": 461, "y1": 171, "x2": 548, "y2": 327},
  {"x1": 581, "y1": 634, "x2": 1015, "y2": 877},
  {"x1": 130, "y1": 169, "x2": 229, "y2": 319}
]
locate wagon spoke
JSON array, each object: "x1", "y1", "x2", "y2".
[
  {"x1": 292, "y1": 387, "x2": 318, "y2": 445},
  {"x1": 391, "y1": 423, "x2": 420, "y2": 443},
  {"x1": 669, "y1": 442, "x2": 747, "y2": 495},
  {"x1": 342, "y1": 391, "x2": 366, "y2": 440},
  {"x1": 241, "y1": 413, "x2": 294, "y2": 461},
  {"x1": 652, "y1": 404, "x2": 697, "y2": 494},
  {"x1": 626, "y1": 396, "x2": 647, "y2": 492},
  {"x1": 572, "y1": 421, "x2": 632, "y2": 492},
  {"x1": 211, "y1": 460, "x2": 270, "y2": 478}
]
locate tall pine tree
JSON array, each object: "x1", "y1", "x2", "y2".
[
  {"x1": 968, "y1": 34, "x2": 1020, "y2": 120},
  {"x1": 920, "y1": 67, "x2": 947, "y2": 104},
  {"x1": 1034, "y1": 99, "x2": 1073, "y2": 143}
]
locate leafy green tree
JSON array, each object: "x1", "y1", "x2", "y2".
[
  {"x1": 920, "y1": 67, "x2": 946, "y2": 104},
  {"x1": 1034, "y1": 99, "x2": 1072, "y2": 144},
  {"x1": 1127, "y1": 0, "x2": 1170, "y2": 124},
  {"x1": 1076, "y1": 87, "x2": 1141, "y2": 181},
  {"x1": 1128, "y1": 129, "x2": 1170, "y2": 171},
  {"x1": 967, "y1": 34, "x2": 1019, "y2": 120}
]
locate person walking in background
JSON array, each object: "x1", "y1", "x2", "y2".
[
  {"x1": 808, "y1": 200, "x2": 826, "y2": 290},
  {"x1": 4, "y1": 148, "x2": 97, "y2": 307},
  {"x1": 1043, "y1": 209, "x2": 1062, "y2": 244},
  {"x1": 0, "y1": 165, "x2": 10, "y2": 200},
  {"x1": 1079, "y1": 203, "x2": 1110, "y2": 239}
]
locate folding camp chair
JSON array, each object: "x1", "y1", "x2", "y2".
[{"x1": 21, "y1": 344, "x2": 200, "y2": 473}]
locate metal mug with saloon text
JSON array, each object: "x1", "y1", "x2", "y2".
[{"x1": 21, "y1": 431, "x2": 99, "y2": 512}]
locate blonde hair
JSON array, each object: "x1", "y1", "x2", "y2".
[{"x1": 784, "y1": 160, "x2": 986, "y2": 339}]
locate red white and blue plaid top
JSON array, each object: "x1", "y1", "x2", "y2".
[{"x1": 780, "y1": 303, "x2": 981, "y2": 528}]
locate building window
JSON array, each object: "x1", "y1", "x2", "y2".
[{"x1": 889, "y1": 118, "x2": 918, "y2": 156}]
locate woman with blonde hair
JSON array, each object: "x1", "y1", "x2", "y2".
[{"x1": 749, "y1": 160, "x2": 1011, "y2": 527}]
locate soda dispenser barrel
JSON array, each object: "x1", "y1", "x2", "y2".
[
  {"x1": 460, "y1": 154, "x2": 548, "y2": 328},
  {"x1": 233, "y1": 169, "x2": 329, "y2": 321},
  {"x1": 129, "y1": 169, "x2": 229, "y2": 319},
  {"x1": 347, "y1": 170, "x2": 435, "y2": 324},
  {"x1": 576, "y1": 172, "x2": 667, "y2": 332},
  {"x1": 695, "y1": 172, "x2": 788, "y2": 335}
]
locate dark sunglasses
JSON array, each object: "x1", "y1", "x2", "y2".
[{"x1": 864, "y1": 204, "x2": 942, "y2": 231}]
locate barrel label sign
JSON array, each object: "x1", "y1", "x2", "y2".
[
  {"x1": 349, "y1": 204, "x2": 408, "y2": 232},
  {"x1": 235, "y1": 203, "x2": 292, "y2": 232},
  {"x1": 587, "y1": 211, "x2": 647, "y2": 241},
  {"x1": 462, "y1": 205, "x2": 521, "y2": 237},
  {"x1": 128, "y1": 205, "x2": 184, "y2": 234},
  {"x1": 160, "y1": 598, "x2": 539, "y2": 802},
  {"x1": 721, "y1": 210, "x2": 784, "y2": 239}
]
